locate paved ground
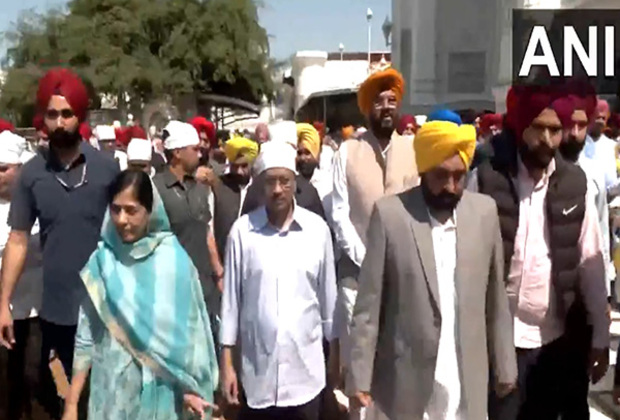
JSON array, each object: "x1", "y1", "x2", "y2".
[
  {"x1": 589, "y1": 311, "x2": 620, "y2": 420},
  {"x1": 2, "y1": 316, "x2": 620, "y2": 419}
]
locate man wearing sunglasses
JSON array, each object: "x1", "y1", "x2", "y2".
[{"x1": 0, "y1": 68, "x2": 119, "y2": 419}]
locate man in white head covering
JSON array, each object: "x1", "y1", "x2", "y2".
[
  {"x1": 220, "y1": 140, "x2": 337, "y2": 420},
  {"x1": 153, "y1": 121, "x2": 224, "y2": 336},
  {"x1": 0, "y1": 131, "x2": 43, "y2": 419},
  {"x1": 127, "y1": 138, "x2": 155, "y2": 177},
  {"x1": 241, "y1": 122, "x2": 326, "y2": 219},
  {"x1": 95, "y1": 124, "x2": 127, "y2": 170}
]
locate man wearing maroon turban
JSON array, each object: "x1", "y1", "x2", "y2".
[
  {"x1": 0, "y1": 68, "x2": 120, "y2": 419},
  {"x1": 469, "y1": 84, "x2": 609, "y2": 420}
]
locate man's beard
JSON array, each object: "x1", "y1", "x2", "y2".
[
  {"x1": 297, "y1": 160, "x2": 318, "y2": 179},
  {"x1": 559, "y1": 137, "x2": 585, "y2": 162},
  {"x1": 421, "y1": 179, "x2": 461, "y2": 212},
  {"x1": 370, "y1": 111, "x2": 396, "y2": 139},
  {"x1": 230, "y1": 172, "x2": 250, "y2": 186},
  {"x1": 48, "y1": 129, "x2": 81, "y2": 149},
  {"x1": 518, "y1": 142, "x2": 556, "y2": 170}
]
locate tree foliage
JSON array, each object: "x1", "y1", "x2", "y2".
[{"x1": 1, "y1": 0, "x2": 273, "y2": 125}]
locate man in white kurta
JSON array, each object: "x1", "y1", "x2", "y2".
[{"x1": 220, "y1": 141, "x2": 337, "y2": 420}]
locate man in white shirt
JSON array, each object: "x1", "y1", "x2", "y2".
[
  {"x1": 348, "y1": 120, "x2": 516, "y2": 420},
  {"x1": 220, "y1": 140, "x2": 337, "y2": 420},
  {"x1": 0, "y1": 131, "x2": 43, "y2": 419},
  {"x1": 584, "y1": 99, "x2": 618, "y2": 194},
  {"x1": 331, "y1": 68, "x2": 418, "y2": 396}
]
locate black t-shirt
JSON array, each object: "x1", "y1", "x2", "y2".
[{"x1": 9, "y1": 143, "x2": 119, "y2": 325}]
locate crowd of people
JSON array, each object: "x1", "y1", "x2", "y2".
[{"x1": 0, "y1": 63, "x2": 620, "y2": 420}]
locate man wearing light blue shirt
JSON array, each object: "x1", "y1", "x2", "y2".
[{"x1": 220, "y1": 140, "x2": 337, "y2": 420}]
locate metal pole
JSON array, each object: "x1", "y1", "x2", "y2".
[{"x1": 367, "y1": 22, "x2": 372, "y2": 65}]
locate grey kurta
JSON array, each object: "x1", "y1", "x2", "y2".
[{"x1": 347, "y1": 187, "x2": 517, "y2": 420}]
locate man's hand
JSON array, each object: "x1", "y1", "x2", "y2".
[
  {"x1": 0, "y1": 304, "x2": 14, "y2": 349},
  {"x1": 590, "y1": 347, "x2": 609, "y2": 384},
  {"x1": 61, "y1": 402, "x2": 78, "y2": 420},
  {"x1": 494, "y1": 382, "x2": 516, "y2": 398},
  {"x1": 350, "y1": 391, "x2": 372, "y2": 409},
  {"x1": 220, "y1": 364, "x2": 239, "y2": 406},
  {"x1": 196, "y1": 166, "x2": 217, "y2": 188}
]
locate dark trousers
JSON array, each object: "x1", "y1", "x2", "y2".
[
  {"x1": 239, "y1": 393, "x2": 320, "y2": 420},
  {"x1": 7, "y1": 318, "x2": 42, "y2": 419},
  {"x1": 489, "y1": 334, "x2": 590, "y2": 420},
  {"x1": 38, "y1": 319, "x2": 80, "y2": 420}
]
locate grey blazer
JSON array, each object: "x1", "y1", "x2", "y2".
[{"x1": 346, "y1": 187, "x2": 517, "y2": 420}]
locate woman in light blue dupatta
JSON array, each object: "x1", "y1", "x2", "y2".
[{"x1": 62, "y1": 170, "x2": 218, "y2": 420}]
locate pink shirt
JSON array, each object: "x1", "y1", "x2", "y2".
[{"x1": 509, "y1": 158, "x2": 609, "y2": 349}]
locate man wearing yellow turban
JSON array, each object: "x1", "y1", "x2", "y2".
[
  {"x1": 296, "y1": 123, "x2": 333, "y2": 214},
  {"x1": 212, "y1": 136, "x2": 258, "y2": 262},
  {"x1": 348, "y1": 119, "x2": 516, "y2": 420},
  {"x1": 224, "y1": 136, "x2": 259, "y2": 165}
]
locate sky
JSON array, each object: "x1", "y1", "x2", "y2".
[{"x1": 0, "y1": 0, "x2": 392, "y2": 60}]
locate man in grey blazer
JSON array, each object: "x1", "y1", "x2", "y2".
[{"x1": 347, "y1": 119, "x2": 517, "y2": 420}]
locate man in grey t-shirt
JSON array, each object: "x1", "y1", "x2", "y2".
[{"x1": 153, "y1": 121, "x2": 223, "y2": 319}]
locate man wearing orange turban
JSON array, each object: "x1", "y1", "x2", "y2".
[
  {"x1": 334, "y1": 68, "x2": 417, "y2": 410},
  {"x1": 357, "y1": 68, "x2": 404, "y2": 117},
  {"x1": 0, "y1": 68, "x2": 120, "y2": 420}
]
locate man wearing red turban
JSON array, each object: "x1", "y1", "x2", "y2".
[
  {"x1": 0, "y1": 68, "x2": 120, "y2": 420},
  {"x1": 0, "y1": 119, "x2": 15, "y2": 134},
  {"x1": 469, "y1": 84, "x2": 609, "y2": 420},
  {"x1": 397, "y1": 114, "x2": 418, "y2": 136}
]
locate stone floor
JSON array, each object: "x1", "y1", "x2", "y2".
[
  {"x1": 588, "y1": 311, "x2": 620, "y2": 420},
  {"x1": 2, "y1": 316, "x2": 620, "y2": 420}
]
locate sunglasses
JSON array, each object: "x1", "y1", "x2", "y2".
[{"x1": 45, "y1": 109, "x2": 75, "y2": 120}]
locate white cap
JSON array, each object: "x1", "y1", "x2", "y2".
[
  {"x1": 0, "y1": 131, "x2": 30, "y2": 164},
  {"x1": 268, "y1": 121, "x2": 297, "y2": 148},
  {"x1": 127, "y1": 138, "x2": 153, "y2": 162},
  {"x1": 163, "y1": 120, "x2": 200, "y2": 150},
  {"x1": 112, "y1": 120, "x2": 122, "y2": 129},
  {"x1": 95, "y1": 125, "x2": 116, "y2": 141},
  {"x1": 254, "y1": 141, "x2": 297, "y2": 176}
]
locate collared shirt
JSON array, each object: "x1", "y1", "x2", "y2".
[
  {"x1": 331, "y1": 141, "x2": 391, "y2": 267},
  {"x1": 153, "y1": 169, "x2": 217, "y2": 311},
  {"x1": 584, "y1": 134, "x2": 618, "y2": 192},
  {"x1": 310, "y1": 168, "x2": 334, "y2": 226},
  {"x1": 220, "y1": 205, "x2": 337, "y2": 409},
  {"x1": 8, "y1": 142, "x2": 119, "y2": 325},
  {"x1": 426, "y1": 213, "x2": 463, "y2": 420},
  {"x1": 578, "y1": 153, "x2": 613, "y2": 289},
  {"x1": 467, "y1": 160, "x2": 609, "y2": 349},
  {"x1": 508, "y1": 158, "x2": 609, "y2": 349}
]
